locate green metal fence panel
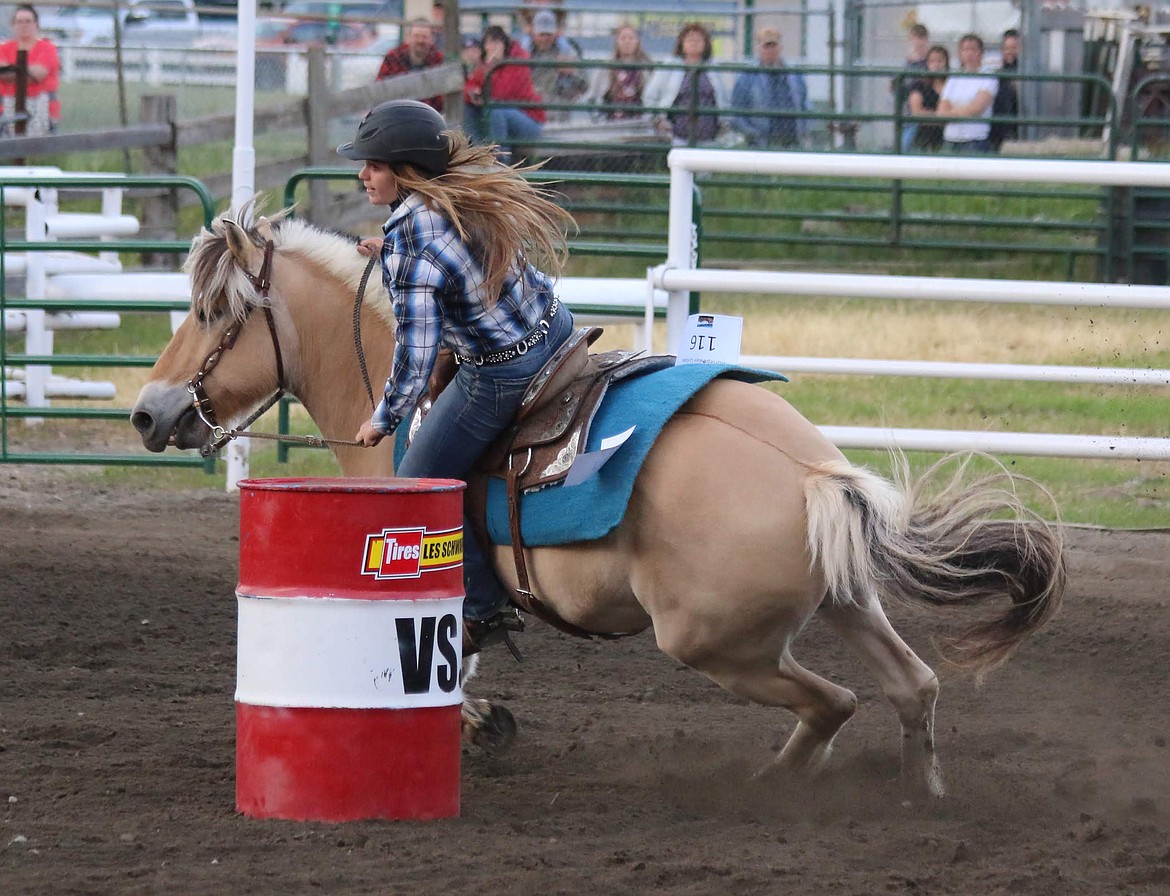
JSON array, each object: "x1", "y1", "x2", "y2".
[{"x1": 1, "y1": 173, "x2": 216, "y2": 469}]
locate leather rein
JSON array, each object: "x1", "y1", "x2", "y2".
[{"x1": 185, "y1": 239, "x2": 379, "y2": 457}]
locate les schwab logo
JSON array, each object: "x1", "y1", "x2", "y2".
[{"x1": 361, "y1": 526, "x2": 464, "y2": 579}]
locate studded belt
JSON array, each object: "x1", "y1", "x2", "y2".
[{"x1": 454, "y1": 297, "x2": 560, "y2": 366}]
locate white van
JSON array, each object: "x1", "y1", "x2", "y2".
[{"x1": 39, "y1": 1, "x2": 200, "y2": 46}]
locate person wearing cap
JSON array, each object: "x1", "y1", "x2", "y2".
[
  {"x1": 339, "y1": 99, "x2": 577, "y2": 653},
  {"x1": 518, "y1": 5, "x2": 577, "y2": 56},
  {"x1": 376, "y1": 18, "x2": 446, "y2": 111},
  {"x1": 459, "y1": 34, "x2": 483, "y2": 75},
  {"x1": 527, "y1": 8, "x2": 587, "y2": 122},
  {"x1": 728, "y1": 27, "x2": 810, "y2": 148}
]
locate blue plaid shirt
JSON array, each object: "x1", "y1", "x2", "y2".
[{"x1": 372, "y1": 192, "x2": 557, "y2": 434}]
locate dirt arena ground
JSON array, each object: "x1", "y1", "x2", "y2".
[{"x1": 2, "y1": 468, "x2": 1169, "y2": 896}]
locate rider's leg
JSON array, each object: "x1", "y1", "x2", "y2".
[
  {"x1": 396, "y1": 372, "x2": 512, "y2": 622},
  {"x1": 396, "y1": 309, "x2": 575, "y2": 630}
]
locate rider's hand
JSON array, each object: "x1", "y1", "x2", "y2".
[
  {"x1": 355, "y1": 419, "x2": 385, "y2": 447},
  {"x1": 357, "y1": 238, "x2": 383, "y2": 257}
]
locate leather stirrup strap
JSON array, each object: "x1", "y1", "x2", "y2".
[
  {"x1": 503, "y1": 448, "x2": 603, "y2": 641},
  {"x1": 506, "y1": 450, "x2": 532, "y2": 598}
]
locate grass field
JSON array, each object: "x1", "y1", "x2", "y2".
[{"x1": 4, "y1": 291, "x2": 1167, "y2": 530}]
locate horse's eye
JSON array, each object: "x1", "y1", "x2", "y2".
[{"x1": 194, "y1": 295, "x2": 225, "y2": 327}]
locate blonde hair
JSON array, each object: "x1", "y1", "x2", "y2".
[{"x1": 390, "y1": 131, "x2": 575, "y2": 304}]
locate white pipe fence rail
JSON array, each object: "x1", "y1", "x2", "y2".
[
  {"x1": 2, "y1": 169, "x2": 139, "y2": 413},
  {"x1": 653, "y1": 149, "x2": 1170, "y2": 462}
]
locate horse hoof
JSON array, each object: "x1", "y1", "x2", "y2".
[{"x1": 468, "y1": 704, "x2": 517, "y2": 756}]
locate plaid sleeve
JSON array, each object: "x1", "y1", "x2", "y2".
[
  {"x1": 376, "y1": 47, "x2": 408, "y2": 81},
  {"x1": 371, "y1": 242, "x2": 449, "y2": 435}
]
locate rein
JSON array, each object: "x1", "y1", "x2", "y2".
[{"x1": 186, "y1": 241, "x2": 378, "y2": 457}]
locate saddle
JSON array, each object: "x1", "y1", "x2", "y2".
[{"x1": 432, "y1": 327, "x2": 671, "y2": 639}]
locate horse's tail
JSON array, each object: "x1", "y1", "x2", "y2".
[{"x1": 804, "y1": 453, "x2": 1066, "y2": 677}]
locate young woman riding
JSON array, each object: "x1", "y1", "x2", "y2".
[{"x1": 338, "y1": 99, "x2": 576, "y2": 652}]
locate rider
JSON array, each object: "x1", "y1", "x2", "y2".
[{"x1": 339, "y1": 99, "x2": 576, "y2": 653}]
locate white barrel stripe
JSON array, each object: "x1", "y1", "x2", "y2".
[{"x1": 235, "y1": 594, "x2": 464, "y2": 709}]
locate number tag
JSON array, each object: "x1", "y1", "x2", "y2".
[{"x1": 675, "y1": 314, "x2": 743, "y2": 366}]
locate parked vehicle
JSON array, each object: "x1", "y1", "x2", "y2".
[
  {"x1": 40, "y1": 0, "x2": 235, "y2": 48},
  {"x1": 40, "y1": 1, "x2": 200, "y2": 46},
  {"x1": 256, "y1": 17, "x2": 383, "y2": 51},
  {"x1": 279, "y1": 1, "x2": 402, "y2": 22},
  {"x1": 278, "y1": 0, "x2": 402, "y2": 43}
]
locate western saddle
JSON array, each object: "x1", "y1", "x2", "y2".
[{"x1": 425, "y1": 326, "x2": 670, "y2": 639}]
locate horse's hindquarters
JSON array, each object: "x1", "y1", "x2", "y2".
[{"x1": 616, "y1": 379, "x2": 839, "y2": 664}]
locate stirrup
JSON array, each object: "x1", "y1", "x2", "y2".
[{"x1": 463, "y1": 608, "x2": 525, "y2": 662}]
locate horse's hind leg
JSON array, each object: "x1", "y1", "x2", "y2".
[
  {"x1": 700, "y1": 650, "x2": 858, "y2": 779},
  {"x1": 818, "y1": 592, "x2": 944, "y2": 797}
]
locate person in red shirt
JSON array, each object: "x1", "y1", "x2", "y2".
[
  {"x1": 0, "y1": 5, "x2": 60, "y2": 135},
  {"x1": 464, "y1": 25, "x2": 544, "y2": 157},
  {"x1": 375, "y1": 17, "x2": 445, "y2": 112}
]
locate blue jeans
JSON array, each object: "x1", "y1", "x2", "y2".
[
  {"x1": 396, "y1": 305, "x2": 574, "y2": 620},
  {"x1": 946, "y1": 138, "x2": 991, "y2": 153},
  {"x1": 464, "y1": 106, "x2": 543, "y2": 153},
  {"x1": 900, "y1": 123, "x2": 918, "y2": 152}
]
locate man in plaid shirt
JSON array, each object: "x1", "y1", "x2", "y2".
[{"x1": 376, "y1": 18, "x2": 445, "y2": 111}]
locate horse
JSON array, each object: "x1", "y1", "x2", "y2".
[{"x1": 131, "y1": 206, "x2": 1066, "y2": 796}]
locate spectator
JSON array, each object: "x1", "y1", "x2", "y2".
[
  {"x1": 989, "y1": 28, "x2": 1020, "y2": 152},
  {"x1": 728, "y1": 27, "x2": 810, "y2": 148},
  {"x1": 937, "y1": 33, "x2": 997, "y2": 153},
  {"x1": 517, "y1": 5, "x2": 577, "y2": 57},
  {"x1": 584, "y1": 22, "x2": 652, "y2": 120},
  {"x1": 527, "y1": 8, "x2": 587, "y2": 122},
  {"x1": 893, "y1": 22, "x2": 930, "y2": 151},
  {"x1": 906, "y1": 45, "x2": 949, "y2": 151},
  {"x1": 643, "y1": 22, "x2": 729, "y2": 146},
  {"x1": 376, "y1": 18, "x2": 446, "y2": 112},
  {"x1": 464, "y1": 25, "x2": 544, "y2": 156},
  {"x1": 459, "y1": 34, "x2": 483, "y2": 77},
  {"x1": 430, "y1": 0, "x2": 446, "y2": 51},
  {"x1": 0, "y1": 5, "x2": 60, "y2": 136}
]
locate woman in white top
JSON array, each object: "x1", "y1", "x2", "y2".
[{"x1": 642, "y1": 22, "x2": 730, "y2": 145}]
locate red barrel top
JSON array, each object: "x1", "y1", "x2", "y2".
[{"x1": 238, "y1": 477, "x2": 466, "y2": 601}]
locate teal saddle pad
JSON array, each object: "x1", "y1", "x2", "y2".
[{"x1": 397, "y1": 363, "x2": 786, "y2": 547}]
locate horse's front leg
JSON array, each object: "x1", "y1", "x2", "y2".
[{"x1": 459, "y1": 655, "x2": 517, "y2": 755}]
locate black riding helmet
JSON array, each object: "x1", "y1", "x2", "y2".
[{"x1": 336, "y1": 100, "x2": 450, "y2": 177}]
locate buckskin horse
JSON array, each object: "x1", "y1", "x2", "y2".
[{"x1": 130, "y1": 206, "x2": 1065, "y2": 796}]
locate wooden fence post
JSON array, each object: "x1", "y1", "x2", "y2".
[
  {"x1": 305, "y1": 46, "x2": 331, "y2": 223},
  {"x1": 140, "y1": 93, "x2": 179, "y2": 268}
]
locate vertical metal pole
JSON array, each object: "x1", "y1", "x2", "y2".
[
  {"x1": 226, "y1": 0, "x2": 259, "y2": 492},
  {"x1": 665, "y1": 153, "x2": 696, "y2": 352}
]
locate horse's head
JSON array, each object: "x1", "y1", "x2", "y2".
[
  {"x1": 131, "y1": 201, "x2": 395, "y2": 464},
  {"x1": 131, "y1": 204, "x2": 299, "y2": 454}
]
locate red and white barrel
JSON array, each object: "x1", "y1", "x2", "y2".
[{"x1": 235, "y1": 477, "x2": 465, "y2": 821}]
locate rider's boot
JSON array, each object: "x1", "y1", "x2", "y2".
[{"x1": 463, "y1": 607, "x2": 525, "y2": 658}]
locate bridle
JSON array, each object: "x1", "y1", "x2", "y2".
[{"x1": 185, "y1": 239, "x2": 378, "y2": 457}]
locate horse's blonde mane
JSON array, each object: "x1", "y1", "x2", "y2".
[{"x1": 184, "y1": 199, "x2": 390, "y2": 326}]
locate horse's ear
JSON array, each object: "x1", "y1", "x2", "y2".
[
  {"x1": 221, "y1": 219, "x2": 258, "y2": 267},
  {"x1": 257, "y1": 216, "x2": 275, "y2": 242}
]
